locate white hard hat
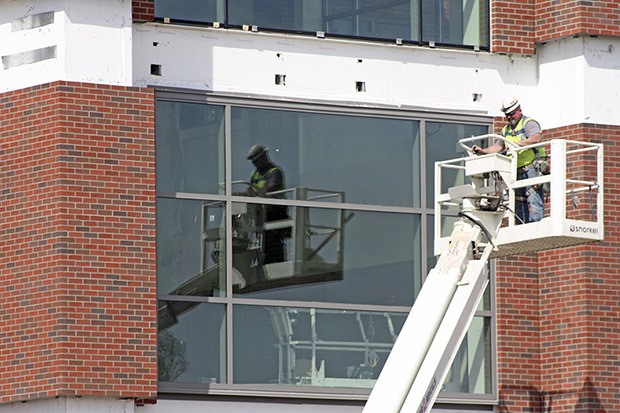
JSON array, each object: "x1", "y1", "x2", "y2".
[{"x1": 501, "y1": 96, "x2": 520, "y2": 114}]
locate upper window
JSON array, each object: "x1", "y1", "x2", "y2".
[{"x1": 154, "y1": 0, "x2": 490, "y2": 49}]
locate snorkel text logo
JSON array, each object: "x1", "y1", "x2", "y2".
[{"x1": 569, "y1": 225, "x2": 598, "y2": 235}]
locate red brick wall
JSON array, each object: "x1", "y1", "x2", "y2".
[
  {"x1": 133, "y1": 0, "x2": 154, "y2": 22},
  {"x1": 496, "y1": 254, "x2": 542, "y2": 412},
  {"x1": 492, "y1": 1, "x2": 620, "y2": 56},
  {"x1": 491, "y1": 0, "x2": 537, "y2": 55},
  {"x1": 496, "y1": 124, "x2": 620, "y2": 412},
  {"x1": 535, "y1": 0, "x2": 620, "y2": 43},
  {"x1": 0, "y1": 82, "x2": 157, "y2": 403}
]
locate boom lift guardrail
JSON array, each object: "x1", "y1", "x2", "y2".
[{"x1": 364, "y1": 136, "x2": 603, "y2": 413}]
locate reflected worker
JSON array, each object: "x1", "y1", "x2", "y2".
[{"x1": 246, "y1": 144, "x2": 289, "y2": 263}]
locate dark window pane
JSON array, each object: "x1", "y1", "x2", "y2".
[
  {"x1": 158, "y1": 302, "x2": 226, "y2": 384},
  {"x1": 228, "y1": 0, "x2": 320, "y2": 31},
  {"x1": 357, "y1": 0, "x2": 413, "y2": 40},
  {"x1": 325, "y1": 0, "x2": 418, "y2": 41},
  {"x1": 156, "y1": 101, "x2": 225, "y2": 195},
  {"x1": 422, "y1": 0, "x2": 488, "y2": 46},
  {"x1": 155, "y1": 0, "x2": 223, "y2": 23}
]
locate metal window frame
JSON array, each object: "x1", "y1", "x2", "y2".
[{"x1": 155, "y1": 90, "x2": 496, "y2": 404}]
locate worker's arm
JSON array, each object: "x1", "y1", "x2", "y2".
[
  {"x1": 517, "y1": 131, "x2": 542, "y2": 147},
  {"x1": 471, "y1": 141, "x2": 504, "y2": 155},
  {"x1": 516, "y1": 119, "x2": 543, "y2": 147},
  {"x1": 472, "y1": 129, "x2": 541, "y2": 154}
]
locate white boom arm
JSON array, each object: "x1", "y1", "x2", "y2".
[{"x1": 363, "y1": 215, "x2": 496, "y2": 413}]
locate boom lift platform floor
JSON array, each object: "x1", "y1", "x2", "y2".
[{"x1": 364, "y1": 136, "x2": 603, "y2": 413}]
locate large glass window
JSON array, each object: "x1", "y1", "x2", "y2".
[
  {"x1": 156, "y1": 94, "x2": 493, "y2": 401},
  {"x1": 154, "y1": 0, "x2": 490, "y2": 49}
]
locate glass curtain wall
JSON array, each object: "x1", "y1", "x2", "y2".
[
  {"x1": 156, "y1": 95, "x2": 493, "y2": 400},
  {"x1": 154, "y1": 0, "x2": 489, "y2": 48}
]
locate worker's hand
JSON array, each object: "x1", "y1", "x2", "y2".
[{"x1": 471, "y1": 145, "x2": 484, "y2": 155}]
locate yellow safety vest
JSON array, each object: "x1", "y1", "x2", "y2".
[
  {"x1": 501, "y1": 116, "x2": 545, "y2": 168},
  {"x1": 250, "y1": 166, "x2": 288, "y2": 222},
  {"x1": 250, "y1": 166, "x2": 283, "y2": 192}
]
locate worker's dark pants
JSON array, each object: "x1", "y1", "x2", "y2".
[{"x1": 264, "y1": 230, "x2": 286, "y2": 264}]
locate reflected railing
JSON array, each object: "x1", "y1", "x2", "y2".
[
  {"x1": 268, "y1": 307, "x2": 403, "y2": 388},
  {"x1": 158, "y1": 187, "x2": 352, "y2": 331}
]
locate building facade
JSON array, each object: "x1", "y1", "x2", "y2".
[{"x1": 0, "y1": 1, "x2": 618, "y2": 412}]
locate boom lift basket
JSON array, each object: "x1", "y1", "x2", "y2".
[
  {"x1": 364, "y1": 136, "x2": 604, "y2": 413},
  {"x1": 435, "y1": 136, "x2": 604, "y2": 258}
]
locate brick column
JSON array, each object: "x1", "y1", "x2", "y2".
[
  {"x1": 491, "y1": 0, "x2": 537, "y2": 55},
  {"x1": 496, "y1": 125, "x2": 620, "y2": 412},
  {"x1": 0, "y1": 81, "x2": 157, "y2": 403}
]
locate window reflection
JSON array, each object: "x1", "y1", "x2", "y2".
[
  {"x1": 230, "y1": 201, "x2": 346, "y2": 294},
  {"x1": 158, "y1": 302, "x2": 226, "y2": 384},
  {"x1": 231, "y1": 203, "x2": 421, "y2": 307},
  {"x1": 157, "y1": 198, "x2": 226, "y2": 298},
  {"x1": 232, "y1": 107, "x2": 420, "y2": 208},
  {"x1": 233, "y1": 305, "x2": 407, "y2": 387},
  {"x1": 155, "y1": 98, "x2": 494, "y2": 396},
  {"x1": 442, "y1": 316, "x2": 491, "y2": 394}
]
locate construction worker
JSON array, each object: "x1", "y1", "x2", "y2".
[
  {"x1": 245, "y1": 144, "x2": 288, "y2": 263},
  {"x1": 471, "y1": 97, "x2": 545, "y2": 223}
]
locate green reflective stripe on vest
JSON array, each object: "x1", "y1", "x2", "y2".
[{"x1": 501, "y1": 116, "x2": 545, "y2": 168}]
